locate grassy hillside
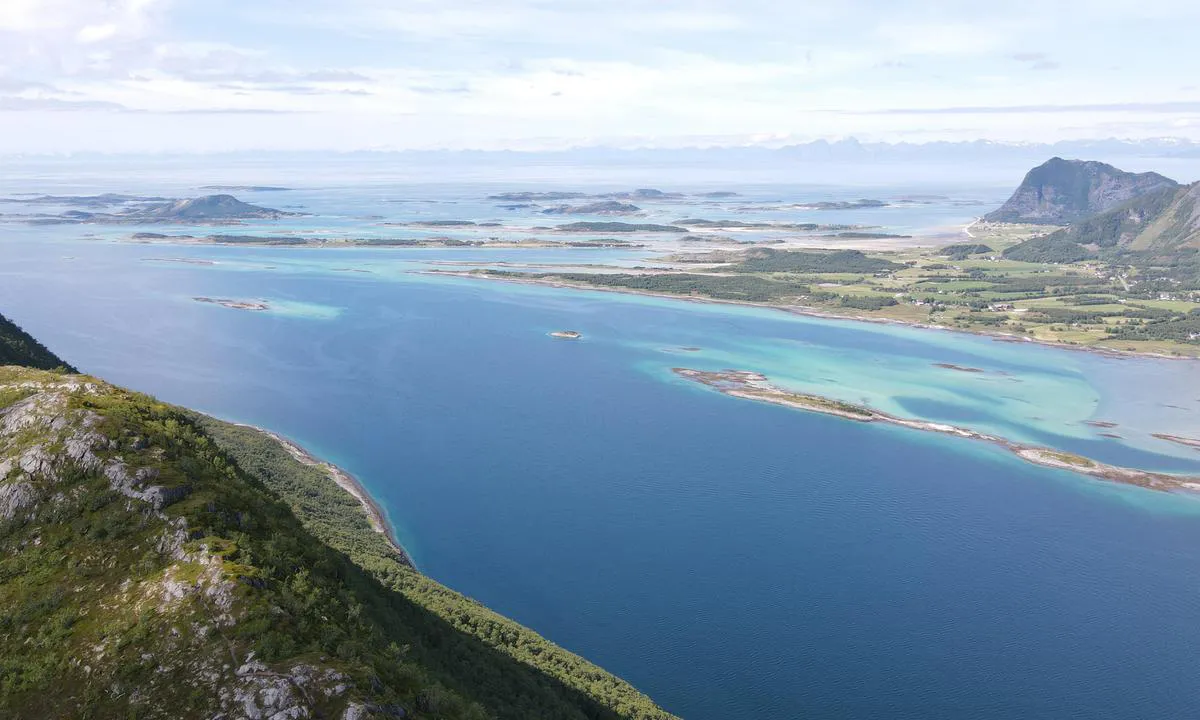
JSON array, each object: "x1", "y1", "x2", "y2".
[
  {"x1": 1037, "y1": 184, "x2": 1194, "y2": 252},
  {"x1": 1002, "y1": 235, "x2": 1094, "y2": 263},
  {"x1": 732, "y1": 248, "x2": 902, "y2": 274},
  {"x1": 0, "y1": 363, "x2": 676, "y2": 720},
  {"x1": 0, "y1": 313, "x2": 75, "y2": 372},
  {"x1": 999, "y1": 183, "x2": 1200, "y2": 292}
]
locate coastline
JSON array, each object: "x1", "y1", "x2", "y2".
[
  {"x1": 673, "y1": 369, "x2": 1200, "y2": 493},
  {"x1": 422, "y1": 269, "x2": 1200, "y2": 361},
  {"x1": 231, "y1": 421, "x2": 415, "y2": 568}
]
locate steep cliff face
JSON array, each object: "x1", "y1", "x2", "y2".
[
  {"x1": 0, "y1": 361, "x2": 675, "y2": 719},
  {"x1": 985, "y1": 158, "x2": 1179, "y2": 224}
]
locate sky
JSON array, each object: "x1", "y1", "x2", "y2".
[{"x1": 1, "y1": 0, "x2": 1198, "y2": 153}]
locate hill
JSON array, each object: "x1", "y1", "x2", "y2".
[
  {"x1": 1041, "y1": 182, "x2": 1200, "y2": 255},
  {"x1": 0, "y1": 318, "x2": 675, "y2": 720},
  {"x1": 1001, "y1": 235, "x2": 1094, "y2": 263},
  {"x1": 984, "y1": 158, "x2": 1178, "y2": 224},
  {"x1": 135, "y1": 194, "x2": 291, "y2": 221},
  {"x1": 734, "y1": 247, "x2": 903, "y2": 274},
  {"x1": 0, "y1": 313, "x2": 75, "y2": 371},
  {"x1": 1002, "y1": 182, "x2": 1200, "y2": 268}
]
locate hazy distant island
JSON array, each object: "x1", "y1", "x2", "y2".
[
  {"x1": 794, "y1": 199, "x2": 889, "y2": 210},
  {"x1": 0, "y1": 193, "x2": 170, "y2": 207},
  {"x1": 554, "y1": 221, "x2": 688, "y2": 233},
  {"x1": 542, "y1": 200, "x2": 642, "y2": 216},
  {"x1": 489, "y1": 188, "x2": 684, "y2": 203},
  {"x1": 16, "y1": 193, "x2": 301, "y2": 225},
  {"x1": 130, "y1": 231, "x2": 644, "y2": 249},
  {"x1": 489, "y1": 191, "x2": 591, "y2": 201},
  {"x1": 199, "y1": 185, "x2": 292, "y2": 192},
  {"x1": 672, "y1": 218, "x2": 865, "y2": 231}
]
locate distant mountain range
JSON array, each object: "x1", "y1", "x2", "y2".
[
  {"x1": 7, "y1": 139, "x2": 1200, "y2": 184},
  {"x1": 984, "y1": 158, "x2": 1179, "y2": 224}
]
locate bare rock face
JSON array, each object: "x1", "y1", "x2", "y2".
[
  {"x1": 0, "y1": 371, "x2": 372, "y2": 719},
  {"x1": 985, "y1": 157, "x2": 1179, "y2": 224},
  {"x1": 0, "y1": 480, "x2": 34, "y2": 520}
]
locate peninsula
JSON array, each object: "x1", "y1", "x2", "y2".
[
  {"x1": 439, "y1": 158, "x2": 1200, "y2": 358},
  {"x1": 673, "y1": 368, "x2": 1198, "y2": 492}
]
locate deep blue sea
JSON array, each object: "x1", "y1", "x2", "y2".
[{"x1": 3, "y1": 176, "x2": 1200, "y2": 719}]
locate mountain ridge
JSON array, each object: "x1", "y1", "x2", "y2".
[
  {"x1": 984, "y1": 157, "x2": 1179, "y2": 224},
  {"x1": 1040, "y1": 182, "x2": 1200, "y2": 254}
]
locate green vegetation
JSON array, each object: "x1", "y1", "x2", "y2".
[
  {"x1": 837, "y1": 295, "x2": 898, "y2": 310},
  {"x1": 1044, "y1": 185, "x2": 1183, "y2": 249},
  {"x1": 937, "y1": 243, "x2": 994, "y2": 260},
  {"x1": 470, "y1": 213, "x2": 1200, "y2": 355},
  {"x1": 0, "y1": 362, "x2": 676, "y2": 719},
  {"x1": 732, "y1": 248, "x2": 902, "y2": 274},
  {"x1": 499, "y1": 271, "x2": 811, "y2": 303},
  {"x1": 0, "y1": 313, "x2": 75, "y2": 372},
  {"x1": 1104, "y1": 309, "x2": 1200, "y2": 344},
  {"x1": 1002, "y1": 235, "x2": 1093, "y2": 263}
]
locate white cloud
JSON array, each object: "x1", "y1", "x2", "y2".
[
  {"x1": 77, "y1": 23, "x2": 119, "y2": 43},
  {"x1": 0, "y1": 0, "x2": 1199, "y2": 151}
]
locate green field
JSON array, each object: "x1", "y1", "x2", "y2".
[{"x1": 480, "y1": 223, "x2": 1200, "y2": 357}]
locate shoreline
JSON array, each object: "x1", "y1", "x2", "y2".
[
  {"x1": 962, "y1": 216, "x2": 981, "y2": 238},
  {"x1": 421, "y1": 270, "x2": 1199, "y2": 362},
  {"x1": 673, "y1": 369, "x2": 1200, "y2": 493},
  {"x1": 232, "y1": 422, "x2": 415, "y2": 568}
]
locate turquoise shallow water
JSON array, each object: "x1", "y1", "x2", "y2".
[{"x1": 3, "y1": 184, "x2": 1200, "y2": 718}]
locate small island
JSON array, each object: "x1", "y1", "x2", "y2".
[
  {"x1": 549, "y1": 330, "x2": 582, "y2": 339},
  {"x1": 193, "y1": 296, "x2": 269, "y2": 311},
  {"x1": 934, "y1": 363, "x2": 986, "y2": 373}
]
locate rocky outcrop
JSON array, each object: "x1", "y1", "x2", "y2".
[
  {"x1": 985, "y1": 158, "x2": 1179, "y2": 224},
  {"x1": 0, "y1": 387, "x2": 190, "y2": 513}
]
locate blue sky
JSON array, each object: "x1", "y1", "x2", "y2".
[{"x1": 1, "y1": 0, "x2": 1197, "y2": 152}]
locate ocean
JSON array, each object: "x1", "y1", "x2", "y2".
[{"x1": 2, "y1": 175, "x2": 1200, "y2": 719}]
